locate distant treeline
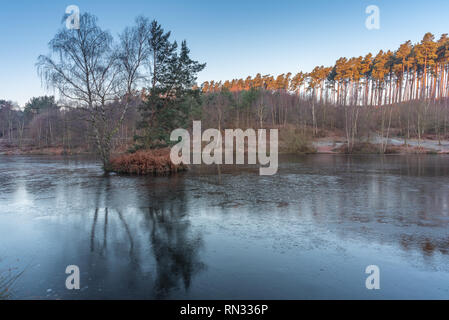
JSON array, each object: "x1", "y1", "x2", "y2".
[
  {"x1": 201, "y1": 89, "x2": 449, "y2": 151},
  {"x1": 2, "y1": 90, "x2": 448, "y2": 154},
  {"x1": 2, "y1": 32, "x2": 449, "y2": 155},
  {"x1": 0, "y1": 96, "x2": 138, "y2": 151},
  {"x1": 202, "y1": 33, "x2": 449, "y2": 106}
]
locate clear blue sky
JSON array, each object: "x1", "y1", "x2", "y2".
[{"x1": 1, "y1": 0, "x2": 449, "y2": 106}]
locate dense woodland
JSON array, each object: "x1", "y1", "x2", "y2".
[
  {"x1": 1, "y1": 32, "x2": 449, "y2": 159},
  {"x1": 202, "y1": 33, "x2": 449, "y2": 105}
]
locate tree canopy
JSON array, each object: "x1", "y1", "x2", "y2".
[{"x1": 202, "y1": 33, "x2": 449, "y2": 106}]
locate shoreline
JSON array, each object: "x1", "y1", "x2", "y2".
[
  {"x1": 0, "y1": 146, "x2": 92, "y2": 156},
  {"x1": 2, "y1": 137, "x2": 449, "y2": 156},
  {"x1": 312, "y1": 136, "x2": 449, "y2": 155}
]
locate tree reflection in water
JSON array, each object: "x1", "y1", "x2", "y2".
[
  {"x1": 87, "y1": 177, "x2": 204, "y2": 299},
  {"x1": 147, "y1": 206, "x2": 205, "y2": 298}
]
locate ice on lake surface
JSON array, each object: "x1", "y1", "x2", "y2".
[{"x1": 0, "y1": 154, "x2": 448, "y2": 299}]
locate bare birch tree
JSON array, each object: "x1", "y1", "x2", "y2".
[{"x1": 37, "y1": 13, "x2": 148, "y2": 171}]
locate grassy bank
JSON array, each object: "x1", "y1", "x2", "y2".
[
  {"x1": 279, "y1": 127, "x2": 317, "y2": 154},
  {"x1": 110, "y1": 148, "x2": 187, "y2": 175}
]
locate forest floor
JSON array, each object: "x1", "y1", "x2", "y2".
[
  {"x1": 0, "y1": 139, "x2": 132, "y2": 156},
  {"x1": 0, "y1": 140, "x2": 89, "y2": 156}
]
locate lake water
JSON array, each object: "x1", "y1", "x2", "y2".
[{"x1": 0, "y1": 154, "x2": 448, "y2": 299}]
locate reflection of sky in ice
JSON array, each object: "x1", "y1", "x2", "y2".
[{"x1": 12, "y1": 182, "x2": 33, "y2": 210}]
